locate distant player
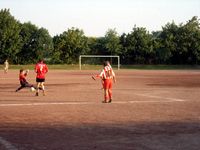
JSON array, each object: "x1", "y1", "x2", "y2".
[
  {"x1": 4, "y1": 59, "x2": 9, "y2": 74},
  {"x1": 35, "y1": 59, "x2": 48, "y2": 96},
  {"x1": 92, "y1": 61, "x2": 116, "y2": 103},
  {"x1": 16, "y1": 69, "x2": 36, "y2": 92}
]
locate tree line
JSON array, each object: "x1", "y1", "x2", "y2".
[{"x1": 0, "y1": 9, "x2": 200, "y2": 65}]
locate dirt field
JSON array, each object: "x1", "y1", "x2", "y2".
[{"x1": 0, "y1": 69, "x2": 200, "y2": 150}]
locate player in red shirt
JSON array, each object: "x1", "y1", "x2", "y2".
[
  {"x1": 35, "y1": 59, "x2": 48, "y2": 96},
  {"x1": 92, "y1": 61, "x2": 116, "y2": 103},
  {"x1": 16, "y1": 69, "x2": 36, "y2": 92}
]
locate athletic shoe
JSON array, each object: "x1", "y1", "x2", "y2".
[
  {"x1": 102, "y1": 100, "x2": 107, "y2": 103},
  {"x1": 108, "y1": 99, "x2": 112, "y2": 103},
  {"x1": 35, "y1": 92, "x2": 39, "y2": 96}
]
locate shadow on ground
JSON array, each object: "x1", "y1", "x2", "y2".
[{"x1": 0, "y1": 121, "x2": 200, "y2": 150}]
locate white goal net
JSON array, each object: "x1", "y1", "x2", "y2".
[{"x1": 79, "y1": 55, "x2": 120, "y2": 70}]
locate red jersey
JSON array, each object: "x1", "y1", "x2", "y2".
[
  {"x1": 19, "y1": 73, "x2": 27, "y2": 82},
  {"x1": 99, "y1": 65, "x2": 115, "y2": 80},
  {"x1": 35, "y1": 62, "x2": 48, "y2": 79}
]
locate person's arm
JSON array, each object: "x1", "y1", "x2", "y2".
[
  {"x1": 112, "y1": 70, "x2": 116, "y2": 83},
  {"x1": 45, "y1": 65, "x2": 48, "y2": 73},
  {"x1": 92, "y1": 70, "x2": 104, "y2": 80},
  {"x1": 35, "y1": 65, "x2": 38, "y2": 73}
]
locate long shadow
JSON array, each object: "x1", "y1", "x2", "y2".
[{"x1": 0, "y1": 121, "x2": 200, "y2": 150}]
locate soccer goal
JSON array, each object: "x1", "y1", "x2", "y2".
[{"x1": 79, "y1": 55, "x2": 120, "y2": 70}]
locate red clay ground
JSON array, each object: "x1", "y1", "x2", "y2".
[{"x1": 0, "y1": 69, "x2": 200, "y2": 150}]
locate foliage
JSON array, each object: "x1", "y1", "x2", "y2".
[
  {"x1": 17, "y1": 23, "x2": 53, "y2": 64},
  {"x1": 0, "y1": 9, "x2": 21, "y2": 63},
  {"x1": 104, "y1": 28, "x2": 122, "y2": 55},
  {"x1": 120, "y1": 26, "x2": 153, "y2": 64},
  {"x1": 157, "y1": 16, "x2": 200, "y2": 64},
  {"x1": 1, "y1": 9, "x2": 200, "y2": 65},
  {"x1": 53, "y1": 27, "x2": 89, "y2": 63}
]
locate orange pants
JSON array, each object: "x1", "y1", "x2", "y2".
[
  {"x1": 103, "y1": 79, "x2": 112, "y2": 89},
  {"x1": 103, "y1": 79, "x2": 113, "y2": 101}
]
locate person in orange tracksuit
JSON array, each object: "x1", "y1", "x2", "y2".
[{"x1": 93, "y1": 61, "x2": 116, "y2": 103}]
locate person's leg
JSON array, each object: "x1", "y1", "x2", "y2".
[
  {"x1": 35, "y1": 82, "x2": 40, "y2": 96},
  {"x1": 103, "y1": 89, "x2": 109, "y2": 103},
  {"x1": 24, "y1": 82, "x2": 34, "y2": 88},
  {"x1": 16, "y1": 85, "x2": 25, "y2": 92},
  {"x1": 103, "y1": 79, "x2": 109, "y2": 103},
  {"x1": 108, "y1": 89, "x2": 112, "y2": 102},
  {"x1": 41, "y1": 82, "x2": 45, "y2": 96},
  {"x1": 4, "y1": 67, "x2": 8, "y2": 74},
  {"x1": 16, "y1": 81, "x2": 26, "y2": 92},
  {"x1": 24, "y1": 82, "x2": 36, "y2": 92},
  {"x1": 108, "y1": 80, "x2": 113, "y2": 103}
]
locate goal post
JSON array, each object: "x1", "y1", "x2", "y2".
[{"x1": 79, "y1": 55, "x2": 120, "y2": 70}]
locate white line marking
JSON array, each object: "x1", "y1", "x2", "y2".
[
  {"x1": 0, "y1": 102, "x2": 94, "y2": 107},
  {"x1": 0, "y1": 99, "x2": 185, "y2": 107},
  {"x1": 0, "y1": 136, "x2": 18, "y2": 150},
  {"x1": 134, "y1": 93, "x2": 185, "y2": 102}
]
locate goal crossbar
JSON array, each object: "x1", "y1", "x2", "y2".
[{"x1": 79, "y1": 55, "x2": 120, "y2": 70}]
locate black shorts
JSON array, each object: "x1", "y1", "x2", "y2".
[{"x1": 36, "y1": 78, "x2": 45, "y2": 83}]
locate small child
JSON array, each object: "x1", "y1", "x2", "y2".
[{"x1": 16, "y1": 69, "x2": 36, "y2": 92}]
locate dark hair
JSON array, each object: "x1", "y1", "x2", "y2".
[
  {"x1": 103, "y1": 61, "x2": 107, "y2": 67},
  {"x1": 20, "y1": 69, "x2": 24, "y2": 73},
  {"x1": 106, "y1": 61, "x2": 110, "y2": 65},
  {"x1": 38, "y1": 59, "x2": 44, "y2": 63}
]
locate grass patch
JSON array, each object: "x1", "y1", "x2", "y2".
[
  {"x1": 0, "y1": 64, "x2": 200, "y2": 70},
  {"x1": 120, "y1": 65, "x2": 200, "y2": 70}
]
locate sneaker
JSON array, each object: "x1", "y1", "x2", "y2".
[
  {"x1": 108, "y1": 99, "x2": 112, "y2": 103},
  {"x1": 102, "y1": 100, "x2": 107, "y2": 103},
  {"x1": 35, "y1": 92, "x2": 39, "y2": 96}
]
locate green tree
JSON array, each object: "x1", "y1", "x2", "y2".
[
  {"x1": 158, "y1": 17, "x2": 200, "y2": 64},
  {"x1": 119, "y1": 33, "x2": 130, "y2": 64},
  {"x1": 18, "y1": 22, "x2": 53, "y2": 64},
  {"x1": 53, "y1": 27, "x2": 89, "y2": 63},
  {"x1": 0, "y1": 9, "x2": 21, "y2": 63},
  {"x1": 121, "y1": 26, "x2": 153, "y2": 64},
  {"x1": 152, "y1": 31, "x2": 171, "y2": 64},
  {"x1": 104, "y1": 29, "x2": 122, "y2": 56},
  {"x1": 88, "y1": 37, "x2": 107, "y2": 55},
  {"x1": 175, "y1": 16, "x2": 200, "y2": 64},
  {"x1": 34, "y1": 27, "x2": 53, "y2": 62},
  {"x1": 52, "y1": 35, "x2": 63, "y2": 63}
]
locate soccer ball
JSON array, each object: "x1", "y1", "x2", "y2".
[{"x1": 30, "y1": 87, "x2": 36, "y2": 92}]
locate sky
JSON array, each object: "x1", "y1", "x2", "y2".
[{"x1": 0, "y1": 0, "x2": 200, "y2": 37}]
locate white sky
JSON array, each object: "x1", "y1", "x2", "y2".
[{"x1": 0, "y1": 0, "x2": 200, "y2": 37}]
